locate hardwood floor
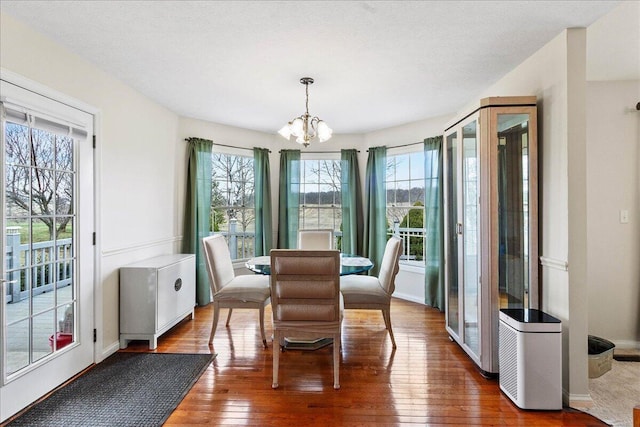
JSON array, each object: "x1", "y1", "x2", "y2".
[{"x1": 123, "y1": 298, "x2": 605, "y2": 426}]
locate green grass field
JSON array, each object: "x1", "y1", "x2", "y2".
[{"x1": 5, "y1": 220, "x2": 70, "y2": 243}]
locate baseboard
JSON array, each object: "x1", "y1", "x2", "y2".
[
  {"x1": 565, "y1": 390, "x2": 593, "y2": 409},
  {"x1": 98, "y1": 341, "x2": 121, "y2": 363},
  {"x1": 612, "y1": 339, "x2": 640, "y2": 350},
  {"x1": 613, "y1": 341, "x2": 640, "y2": 361},
  {"x1": 393, "y1": 292, "x2": 425, "y2": 305}
]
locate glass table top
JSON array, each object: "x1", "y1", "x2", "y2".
[{"x1": 245, "y1": 253, "x2": 373, "y2": 276}]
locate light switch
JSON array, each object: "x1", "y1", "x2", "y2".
[{"x1": 620, "y1": 209, "x2": 629, "y2": 224}]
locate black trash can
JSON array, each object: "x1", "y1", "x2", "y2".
[{"x1": 588, "y1": 335, "x2": 615, "y2": 378}]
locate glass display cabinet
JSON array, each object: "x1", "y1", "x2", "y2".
[{"x1": 443, "y1": 96, "x2": 538, "y2": 376}]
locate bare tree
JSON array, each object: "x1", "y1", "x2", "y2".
[
  {"x1": 5, "y1": 123, "x2": 74, "y2": 239},
  {"x1": 304, "y1": 159, "x2": 341, "y2": 203},
  {"x1": 211, "y1": 153, "x2": 255, "y2": 233}
]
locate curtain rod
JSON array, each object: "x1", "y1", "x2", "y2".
[
  {"x1": 278, "y1": 150, "x2": 360, "y2": 154},
  {"x1": 367, "y1": 141, "x2": 423, "y2": 152},
  {"x1": 213, "y1": 142, "x2": 271, "y2": 153},
  {"x1": 184, "y1": 138, "x2": 271, "y2": 153}
]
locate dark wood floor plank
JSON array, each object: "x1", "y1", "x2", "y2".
[{"x1": 122, "y1": 298, "x2": 604, "y2": 426}]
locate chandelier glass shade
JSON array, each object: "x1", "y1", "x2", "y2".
[{"x1": 278, "y1": 77, "x2": 332, "y2": 147}]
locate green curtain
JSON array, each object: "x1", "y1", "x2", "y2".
[
  {"x1": 424, "y1": 136, "x2": 444, "y2": 310},
  {"x1": 182, "y1": 137, "x2": 213, "y2": 307},
  {"x1": 277, "y1": 149, "x2": 300, "y2": 249},
  {"x1": 363, "y1": 146, "x2": 387, "y2": 276},
  {"x1": 340, "y1": 149, "x2": 363, "y2": 255},
  {"x1": 253, "y1": 147, "x2": 273, "y2": 256}
]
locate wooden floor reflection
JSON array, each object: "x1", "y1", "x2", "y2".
[{"x1": 123, "y1": 298, "x2": 605, "y2": 426}]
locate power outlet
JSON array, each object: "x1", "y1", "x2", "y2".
[{"x1": 620, "y1": 209, "x2": 629, "y2": 224}]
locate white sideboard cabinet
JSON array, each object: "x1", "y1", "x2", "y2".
[{"x1": 119, "y1": 254, "x2": 196, "y2": 349}]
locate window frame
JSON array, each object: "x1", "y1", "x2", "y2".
[
  {"x1": 210, "y1": 149, "x2": 256, "y2": 261},
  {"x1": 298, "y1": 153, "x2": 342, "y2": 247},
  {"x1": 385, "y1": 148, "x2": 426, "y2": 267}
]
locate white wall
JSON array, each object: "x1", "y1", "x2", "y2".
[
  {"x1": 585, "y1": 0, "x2": 640, "y2": 351},
  {"x1": 586, "y1": 80, "x2": 640, "y2": 349},
  {"x1": 1, "y1": 12, "x2": 183, "y2": 359}
]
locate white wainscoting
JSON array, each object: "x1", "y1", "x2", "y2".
[{"x1": 394, "y1": 264, "x2": 425, "y2": 305}]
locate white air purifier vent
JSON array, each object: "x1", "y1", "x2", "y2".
[
  {"x1": 499, "y1": 321, "x2": 518, "y2": 400},
  {"x1": 498, "y1": 309, "x2": 562, "y2": 410}
]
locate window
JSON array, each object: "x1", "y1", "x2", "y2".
[
  {"x1": 385, "y1": 151, "x2": 425, "y2": 266},
  {"x1": 299, "y1": 158, "x2": 342, "y2": 245},
  {"x1": 211, "y1": 152, "x2": 255, "y2": 260}
]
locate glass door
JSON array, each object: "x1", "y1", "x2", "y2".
[
  {"x1": 445, "y1": 117, "x2": 480, "y2": 363},
  {"x1": 462, "y1": 120, "x2": 479, "y2": 356},
  {"x1": 444, "y1": 131, "x2": 459, "y2": 336},
  {"x1": 495, "y1": 113, "x2": 532, "y2": 309},
  {"x1": 1, "y1": 81, "x2": 94, "y2": 421}
]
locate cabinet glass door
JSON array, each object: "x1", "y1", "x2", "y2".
[
  {"x1": 496, "y1": 113, "x2": 530, "y2": 308},
  {"x1": 445, "y1": 131, "x2": 458, "y2": 334},
  {"x1": 462, "y1": 120, "x2": 479, "y2": 355}
]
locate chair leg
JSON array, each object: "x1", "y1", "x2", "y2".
[
  {"x1": 209, "y1": 302, "x2": 220, "y2": 344},
  {"x1": 259, "y1": 305, "x2": 267, "y2": 348},
  {"x1": 382, "y1": 307, "x2": 397, "y2": 349},
  {"x1": 333, "y1": 333, "x2": 341, "y2": 390},
  {"x1": 225, "y1": 308, "x2": 233, "y2": 327},
  {"x1": 272, "y1": 330, "x2": 280, "y2": 389}
]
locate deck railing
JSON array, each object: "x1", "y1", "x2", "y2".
[
  {"x1": 211, "y1": 219, "x2": 426, "y2": 266},
  {"x1": 390, "y1": 224, "x2": 427, "y2": 267},
  {"x1": 4, "y1": 228, "x2": 73, "y2": 304}
]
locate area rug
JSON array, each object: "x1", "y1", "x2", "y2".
[
  {"x1": 7, "y1": 352, "x2": 215, "y2": 427},
  {"x1": 584, "y1": 360, "x2": 639, "y2": 427}
]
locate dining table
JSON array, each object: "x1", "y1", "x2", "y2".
[{"x1": 245, "y1": 253, "x2": 374, "y2": 276}]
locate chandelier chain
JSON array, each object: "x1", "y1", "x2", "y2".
[{"x1": 278, "y1": 76, "x2": 332, "y2": 147}]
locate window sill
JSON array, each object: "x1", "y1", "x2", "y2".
[{"x1": 398, "y1": 263, "x2": 425, "y2": 274}]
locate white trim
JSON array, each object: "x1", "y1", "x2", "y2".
[
  {"x1": 565, "y1": 390, "x2": 594, "y2": 409},
  {"x1": 93, "y1": 113, "x2": 103, "y2": 367},
  {"x1": 0, "y1": 68, "x2": 99, "y2": 115},
  {"x1": 211, "y1": 144, "x2": 253, "y2": 158},
  {"x1": 300, "y1": 151, "x2": 341, "y2": 161},
  {"x1": 98, "y1": 341, "x2": 120, "y2": 363},
  {"x1": 101, "y1": 236, "x2": 182, "y2": 257},
  {"x1": 0, "y1": 75, "x2": 98, "y2": 422},
  {"x1": 539, "y1": 256, "x2": 569, "y2": 271},
  {"x1": 398, "y1": 263, "x2": 425, "y2": 274},
  {"x1": 392, "y1": 292, "x2": 425, "y2": 305}
]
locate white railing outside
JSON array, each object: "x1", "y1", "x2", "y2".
[{"x1": 4, "y1": 228, "x2": 73, "y2": 304}]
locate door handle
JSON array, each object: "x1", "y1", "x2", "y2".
[{"x1": 456, "y1": 223, "x2": 463, "y2": 235}]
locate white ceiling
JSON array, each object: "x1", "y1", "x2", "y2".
[{"x1": 0, "y1": 1, "x2": 629, "y2": 134}]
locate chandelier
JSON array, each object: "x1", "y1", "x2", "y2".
[{"x1": 278, "y1": 77, "x2": 332, "y2": 147}]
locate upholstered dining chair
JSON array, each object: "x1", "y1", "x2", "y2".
[
  {"x1": 339, "y1": 236, "x2": 403, "y2": 349},
  {"x1": 201, "y1": 234, "x2": 271, "y2": 347},
  {"x1": 298, "y1": 229, "x2": 334, "y2": 250},
  {"x1": 270, "y1": 249, "x2": 343, "y2": 389}
]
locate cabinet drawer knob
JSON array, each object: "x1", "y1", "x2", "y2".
[{"x1": 174, "y1": 278, "x2": 182, "y2": 292}]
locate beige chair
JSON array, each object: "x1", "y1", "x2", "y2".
[
  {"x1": 270, "y1": 249, "x2": 343, "y2": 389},
  {"x1": 298, "y1": 229, "x2": 334, "y2": 250},
  {"x1": 202, "y1": 234, "x2": 271, "y2": 347},
  {"x1": 339, "y1": 236, "x2": 403, "y2": 349}
]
